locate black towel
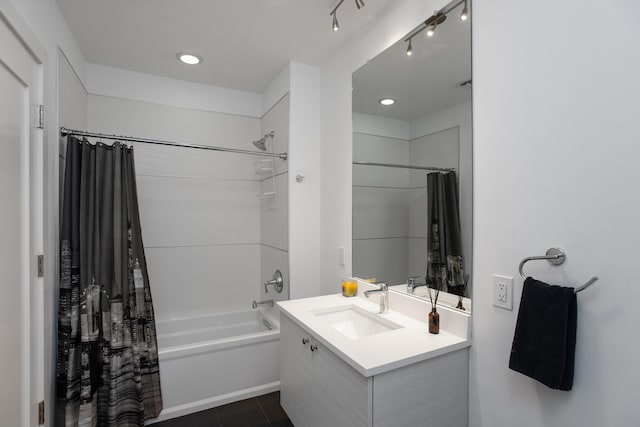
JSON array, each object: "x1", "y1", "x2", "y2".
[{"x1": 508, "y1": 277, "x2": 577, "y2": 391}]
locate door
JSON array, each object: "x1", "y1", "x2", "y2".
[
  {"x1": 0, "y1": 9, "x2": 44, "y2": 427},
  {"x1": 280, "y1": 315, "x2": 315, "y2": 426}
]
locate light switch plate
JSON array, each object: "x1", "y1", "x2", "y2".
[
  {"x1": 493, "y1": 274, "x2": 513, "y2": 310},
  {"x1": 338, "y1": 247, "x2": 346, "y2": 266}
]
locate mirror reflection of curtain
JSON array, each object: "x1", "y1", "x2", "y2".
[
  {"x1": 56, "y1": 136, "x2": 162, "y2": 426},
  {"x1": 425, "y1": 171, "x2": 465, "y2": 295}
]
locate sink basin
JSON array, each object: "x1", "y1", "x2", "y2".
[{"x1": 312, "y1": 305, "x2": 402, "y2": 339}]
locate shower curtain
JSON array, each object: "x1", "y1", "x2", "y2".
[
  {"x1": 425, "y1": 171, "x2": 466, "y2": 296},
  {"x1": 56, "y1": 136, "x2": 162, "y2": 426}
]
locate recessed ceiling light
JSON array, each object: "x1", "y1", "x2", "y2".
[
  {"x1": 177, "y1": 52, "x2": 202, "y2": 65},
  {"x1": 379, "y1": 98, "x2": 396, "y2": 106}
]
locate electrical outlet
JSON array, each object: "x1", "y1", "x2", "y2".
[{"x1": 493, "y1": 274, "x2": 513, "y2": 310}]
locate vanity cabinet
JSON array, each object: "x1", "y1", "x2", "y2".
[
  {"x1": 280, "y1": 314, "x2": 369, "y2": 427},
  {"x1": 280, "y1": 314, "x2": 469, "y2": 427}
]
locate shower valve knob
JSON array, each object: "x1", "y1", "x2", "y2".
[
  {"x1": 263, "y1": 269, "x2": 284, "y2": 293},
  {"x1": 302, "y1": 338, "x2": 309, "y2": 345},
  {"x1": 310, "y1": 344, "x2": 318, "y2": 352}
]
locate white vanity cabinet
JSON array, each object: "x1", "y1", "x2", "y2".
[
  {"x1": 280, "y1": 313, "x2": 469, "y2": 427},
  {"x1": 280, "y1": 314, "x2": 370, "y2": 427}
]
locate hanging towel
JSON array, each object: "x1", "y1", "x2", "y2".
[{"x1": 508, "y1": 277, "x2": 577, "y2": 391}]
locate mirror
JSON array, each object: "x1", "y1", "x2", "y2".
[{"x1": 352, "y1": 1, "x2": 472, "y2": 311}]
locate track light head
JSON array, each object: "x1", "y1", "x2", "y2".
[
  {"x1": 426, "y1": 25, "x2": 436, "y2": 37},
  {"x1": 406, "y1": 39, "x2": 413, "y2": 56},
  {"x1": 332, "y1": 12, "x2": 339, "y2": 32},
  {"x1": 424, "y1": 12, "x2": 446, "y2": 38},
  {"x1": 460, "y1": 1, "x2": 468, "y2": 21}
]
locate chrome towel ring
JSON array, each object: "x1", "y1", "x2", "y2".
[{"x1": 518, "y1": 247, "x2": 598, "y2": 293}]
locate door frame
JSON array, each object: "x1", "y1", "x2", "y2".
[{"x1": 0, "y1": 2, "x2": 48, "y2": 426}]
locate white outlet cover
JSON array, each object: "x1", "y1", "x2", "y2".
[{"x1": 493, "y1": 274, "x2": 513, "y2": 310}]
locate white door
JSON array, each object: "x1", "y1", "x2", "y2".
[{"x1": 0, "y1": 9, "x2": 44, "y2": 427}]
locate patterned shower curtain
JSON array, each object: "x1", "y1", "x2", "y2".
[
  {"x1": 425, "y1": 171, "x2": 466, "y2": 296},
  {"x1": 56, "y1": 136, "x2": 162, "y2": 426}
]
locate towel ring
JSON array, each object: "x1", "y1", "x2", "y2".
[{"x1": 518, "y1": 247, "x2": 598, "y2": 293}]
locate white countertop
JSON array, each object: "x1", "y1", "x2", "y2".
[{"x1": 277, "y1": 293, "x2": 470, "y2": 377}]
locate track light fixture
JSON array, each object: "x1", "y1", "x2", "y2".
[
  {"x1": 403, "y1": 0, "x2": 468, "y2": 56},
  {"x1": 460, "y1": 0, "x2": 468, "y2": 21},
  {"x1": 330, "y1": 0, "x2": 364, "y2": 33}
]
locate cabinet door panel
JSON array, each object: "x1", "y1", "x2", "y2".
[
  {"x1": 280, "y1": 316, "x2": 315, "y2": 427},
  {"x1": 373, "y1": 349, "x2": 469, "y2": 427},
  {"x1": 313, "y1": 343, "x2": 370, "y2": 427}
]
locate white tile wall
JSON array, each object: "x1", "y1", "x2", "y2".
[
  {"x1": 146, "y1": 244, "x2": 261, "y2": 320},
  {"x1": 352, "y1": 186, "x2": 409, "y2": 239},
  {"x1": 353, "y1": 133, "x2": 410, "y2": 188},
  {"x1": 259, "y1": 245, "x2": 289, "y2": 302},
  {"x1": 352, "y1": 238, "x2": 408, "y2": 285},
  {"x1": 260, "y1": 172, "x2": 289, "y2": 251},
  {"x1": 407, "y1": 237, "x2": 427, "y2": 278},
  {"x1": 88, "y1": 95, "x2": 261, "y2": 149},
  {"x1": 137, "y1": 175, "x2": 260, "y2": 247},
  {"x1": 59, "y1": 54, "x2": 87, "y2": 158},
  {"x1": 408, "y1": 187, "x2": 428, "y2": 238},
  {"x1": 259, "y1": 94, "x2": 289, "y2": 301},
  {"x1": 409, "y1": 127, "x2": 459, "y2": 187},
  {"x1": 262, "y1": 95, "x2": 290, "y2": 176}
]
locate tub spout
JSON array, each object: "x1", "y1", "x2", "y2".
[{"x1": 252, "y1": 299, "x2": 274, "y2": 309}]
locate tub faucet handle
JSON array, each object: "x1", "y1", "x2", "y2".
[{"x1": 264, "y1": 269, "x2": 284, "y2": 293}]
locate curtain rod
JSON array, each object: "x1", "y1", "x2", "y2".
[
  {"x1": 60, "y1": 127, "x2": 288, "y2": 160},
  {"x1": 353, "y1": 161, "x2": 455, "y2": 172}
]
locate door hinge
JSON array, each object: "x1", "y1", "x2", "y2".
[
  {"x1": 37, "y1": 104, "x2": 44, "y2": 129},
  {"x1": 37, "y1": 254, "x2": 44, "y2": 277},
  {"x1": 38, "y1": 400, "x2": 45, "y2": 425}
]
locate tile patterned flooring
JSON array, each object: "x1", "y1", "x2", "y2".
[{"x1": 153, "y1": 392, "x2": 293, "y2": 427}]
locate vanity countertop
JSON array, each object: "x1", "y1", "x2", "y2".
[{"x1": 277, "y1": 294, "x2": 470, "y2": 377}]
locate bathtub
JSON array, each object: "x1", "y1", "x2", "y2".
[{"x1": 147, "y1": 307, "x2": 281, "y2": 423}]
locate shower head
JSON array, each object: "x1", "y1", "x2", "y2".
[{"x1": 252, "y1": 131, "x2": 275, "y2": 151}]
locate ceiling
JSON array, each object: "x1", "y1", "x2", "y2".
[
  {"x1": 352, "y1": 7, "x2": 471, "y2": 122},
  {"x1": 54, "y1": 0, "x2": 392, "y2": 93}
]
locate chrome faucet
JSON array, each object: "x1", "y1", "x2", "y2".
[
  {"x1": 364, "y1": 281, "x2": 389, "y2": 314},
  {"x1": 407, "y1": 276, "x2": 427, "y2": 294},
  {"x1": 252, "y1": 299, "x2": 274, "y2": 309}
]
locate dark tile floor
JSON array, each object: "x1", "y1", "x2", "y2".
[{"x1": 153, "y1": 391, "x2": 293, "y2": 427}]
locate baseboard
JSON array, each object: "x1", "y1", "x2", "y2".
[{"x1": 145, "y1": 381, "x2": 281, "y2": 424}]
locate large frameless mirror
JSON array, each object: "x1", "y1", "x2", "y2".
[{"x1": 352, "y1": 0, "x2": 472, "y2": 312}]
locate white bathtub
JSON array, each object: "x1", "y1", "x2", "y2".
[{"x1": 147, "y1": 307, "x2": 281, "y2": 423}]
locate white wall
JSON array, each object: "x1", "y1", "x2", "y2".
[
  {"x1": 288, "y1": 62, "x2": 323, "y2": 298},
  {"x1": 470, "y1": 1, "x2": 640, "y2": 425}
]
